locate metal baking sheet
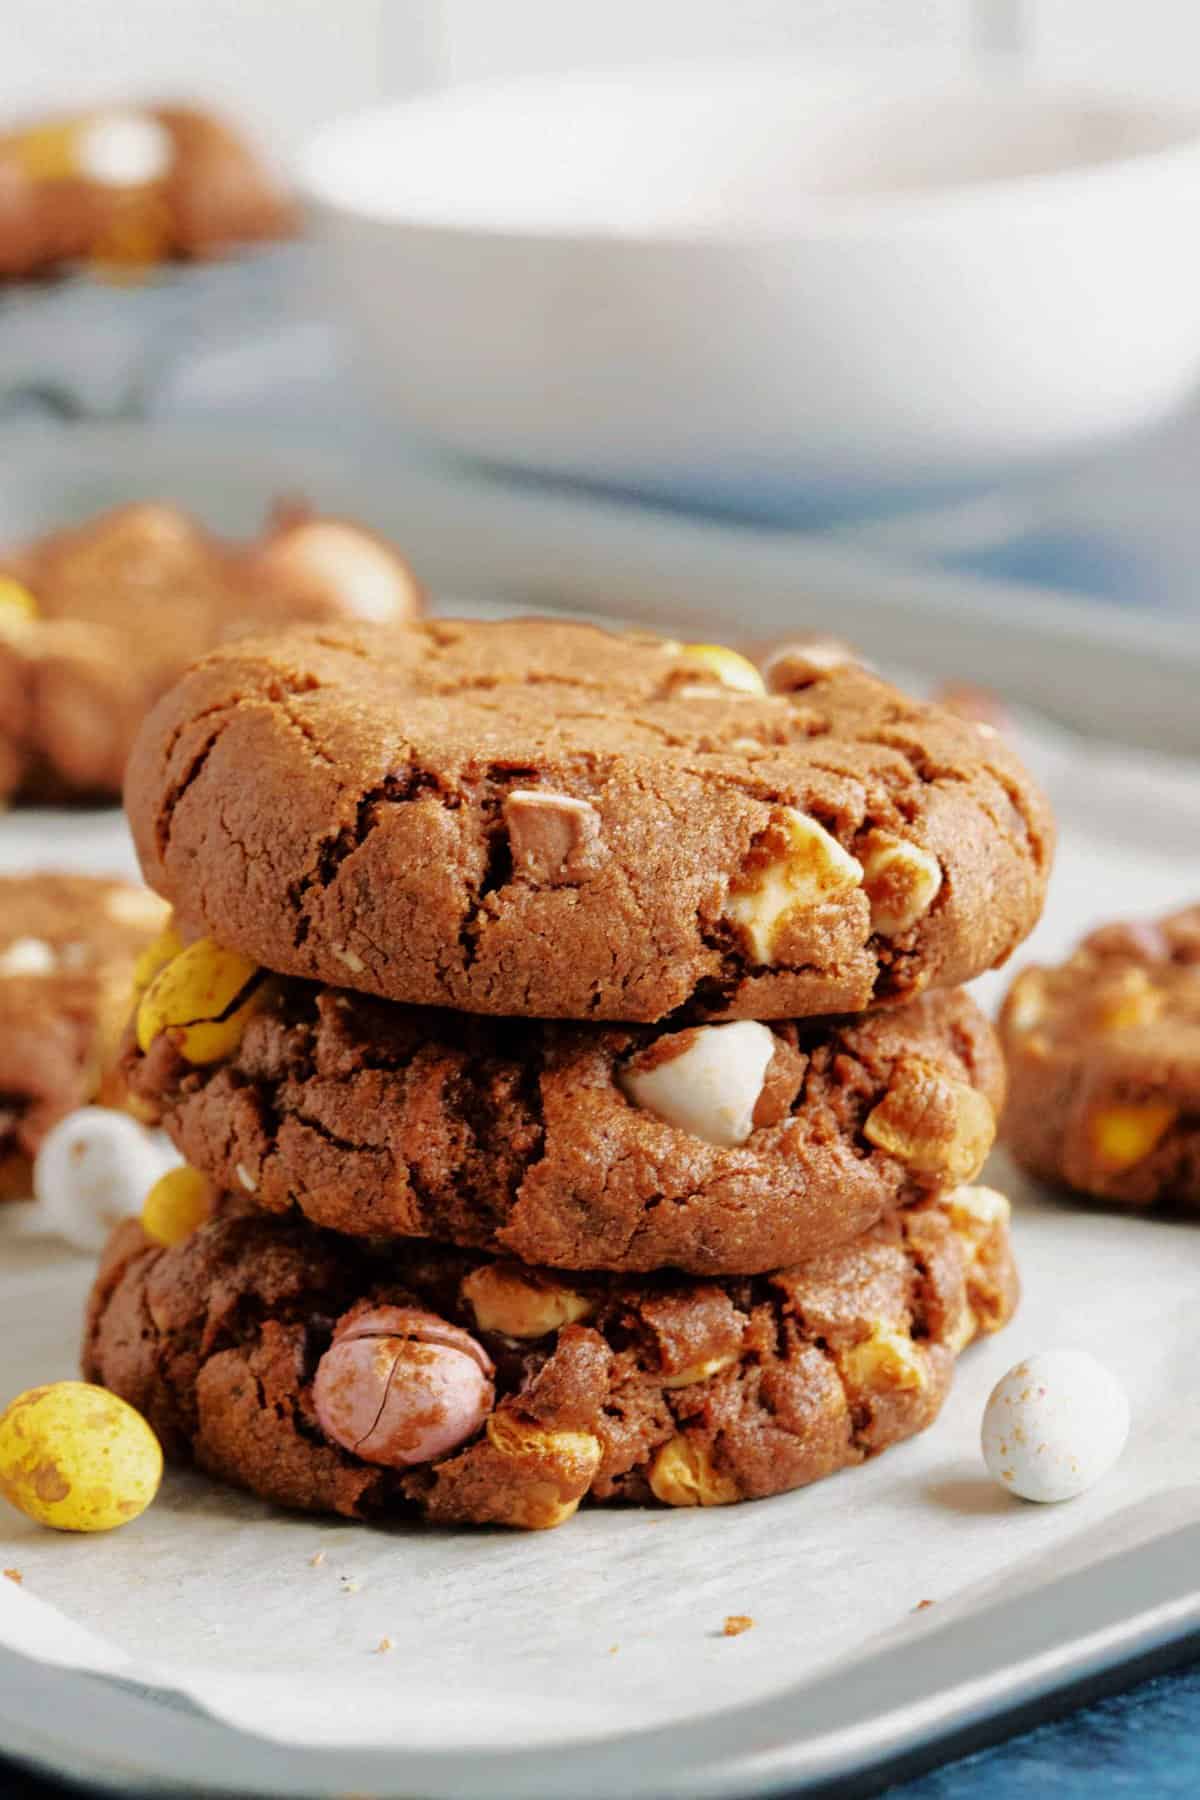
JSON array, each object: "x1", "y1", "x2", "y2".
[{"x1": 1, "y1": 425, "x2": 1199, "y2": 1799}]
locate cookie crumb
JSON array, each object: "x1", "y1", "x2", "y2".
[
  {"x1": 374, "y1": 1637, "x2": 393, "y2": 1655},
  {"x1": 914, "y1": 1599, "x2": 934, "y2": 1612},
  {"x1": 723, "y1": 1614, "x2": 754, "y2": 1637},
  {"x1": 341, "y1": 1578, "x2": 361, "y2": 1594},
  {"x1": 608, "y1": 1645, "x2": 619, "y2": 1655},
  {"x1": 308, "y1": 1550, "x2": 326, "y2": 1567},
  {"x1": 3, "y1": 1568, "x2": 23, "y2": 1585}
]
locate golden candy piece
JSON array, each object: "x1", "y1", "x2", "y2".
[
  {"x1": 0, "y1": 575, "x2": 37, "y2": 620},
  {"x1": 0, "y1": 1381, "x2": 161, "y2": 1533},
  {"x1": 676, "y1": 644, "x2": 766, "y2": 696},
  {"x1": 649, "y1": 1435, "x2": 740, "y2": 1507},
  {"x1": 12, "y1": 120, "x2": 82, "y2": 181},
  {"x1": 863, "y1": 1059, "x2": 996, "y2": 1185},
  {"x1": 493, "y1": 1485, "x2": 584, "y2": 1531},
  {"x1": 1089, "y1": 1102, "x2": 1177, "y2": 1172},
  {"x1": 860, "y1": 832, "x2": 943, "y2": 938},
  {"x1": 660, "y1": 1352, "x2": 738, "y2": 1391},
  {"x1": 948, "y1": 1183, "x2": 1011, "y2": 1247},
  {"x1": 485, "y1": 1413, "x2": 603, "y2": 1529},
  {"x1": 462, "y1": 1265, "x2": 593, "y2": 1340},
  {"x1": 136, "y1": 937, "x2": 266, "y2": 1064},
  {"x1": 1094, "y1": 970, "x2": 1165, "y2": 1034},
  {"x1": 838, "y1": 1326, "x2": 926, "y2": 1399},
  {"x1": 141, "y1": 1166, "x2": 212, "y2": 1247},
  {"x1": 487, "y1": 1413, "x2": 602, "y2": 1476},
  {"x1": 726, "y1": 808, "x2": 863, "y2": 965}
]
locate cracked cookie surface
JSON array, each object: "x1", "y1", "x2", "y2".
[
  {"x1": 1001, "y1": 905, "x2": 1200, "y2": 1208},
  {"x1": 125, "y1": 617, "x2": 1053, "y2": 1023},
  {"x1": 82, "y1": 1188, "x2": 1018, "y2": 1528},
  {"x1": 0, "y1": 872, "x2": 169, "y2": 1196},
  {"x1": 0, "y1": 502, "x2": 421, "y2": 805},
  {"x1": 128, "y1": 975, "x2": 1004, "y2": 1274}
]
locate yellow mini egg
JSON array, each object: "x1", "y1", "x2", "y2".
[
  {"x1": 135, "y1": 936, "x2": 267, "y2": 1063},
  {"x1": 131, "y1": 919, "x2": 183, "y2": 996},
  {"x1": 0, "y1": 1382, "x2": 162, "y2": 1532},
  {"x1": 0, "y1": 575, "x2": 37, "y2": 620},
  {"x1": 141, "y1": 1165, "x2": 211, "y2": 1246}
]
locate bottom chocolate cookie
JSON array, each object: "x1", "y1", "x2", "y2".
[{"x1": 83, "y1": 1188, "x2": 1018, "y2": 1530}]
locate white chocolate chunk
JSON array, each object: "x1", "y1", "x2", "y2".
[
  {"x1": 725, "y1": 808, "x2": 863, "y2": 965},
  {"x1": 860, "y1": 833, "x2": 942, "y2": 937},
  {"x1": 0, "y1": 937, "x2": 56, "y2": 976},
  {"x1": 75, "y1": 111, "x2": 173, "y2": 187},
  {"x1": 32, "y1": 1107, "x2": 181, "y2": 1253},
  {"x1": 332, "y1": 945, "x2": 366, "y2": 974},
  {"x1": 235, "y1": 1162, "x2": 258, "y2": 1193},
  {"x1": 619, "y1": 1021, "x2": 777, "y2": 1148}
]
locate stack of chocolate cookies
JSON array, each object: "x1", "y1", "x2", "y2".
[{"x1": 84, "y1": 620, "x2": 1053, "y2": 1530}]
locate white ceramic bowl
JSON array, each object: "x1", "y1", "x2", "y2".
[{"x1": 300, "y1": 61, "x2": 1200, "y2": 512}]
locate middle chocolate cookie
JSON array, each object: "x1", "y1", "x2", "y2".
[{"x1": 127, "y1": 959, "x2": 1003, "y2": 1275}]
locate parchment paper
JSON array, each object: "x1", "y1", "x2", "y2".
[{"x1": 2, "y1": 708, "x2": 1200, "y2": 1756}]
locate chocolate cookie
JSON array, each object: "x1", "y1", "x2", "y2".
[
  {"x1": 0, "y1": 104, "x2": 291, "y2": 278},
  {"x1": 1001, "y1": 906, "x2": 1200, "y2": 1208},
  {"x1": 125, "y1": 619, "x2": 1053, "y2": 1023},
  {"x1": 83, "y1": 1186, "x2": 1018, "y2": 1529},
  {"x1": 127, "y1": 955, "x2": 1003, "y2": 1273},
  {"x1": 0, "y1": 502, "x2": 422, "y2": 804},
  {"x1": 0, "y1": 873, "x2": 169, "y2": 1197}
]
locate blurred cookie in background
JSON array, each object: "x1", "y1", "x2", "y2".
[
  {"x1": 0, "y1": 873, "x2": 169, "y2": 1199},
  {"x1": 0, "y1": 103, "x2": 293, "y2": 279},
  {"x1": 0, "y1": 500, "x2": 423, "y2": 805},
  {"x1": 1001, "y1": 905, "x2": 1200, "y2": 1211}
]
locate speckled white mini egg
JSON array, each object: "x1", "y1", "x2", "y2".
[
  {"x1": 981, "y1": 1350, "x2": 1129, "y2": 1503},
  {"x1": 32, "y1": 1108, "x2": 180, "y2": 1253}
]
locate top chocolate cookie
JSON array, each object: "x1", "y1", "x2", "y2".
[{"x1": 126, "y1": 619, "x2": 1054, "y2": 1023}]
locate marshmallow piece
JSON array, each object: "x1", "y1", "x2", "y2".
[
  {"x1": 619, "y1": 1021, "x2": 778, "y2": 1148},
  {"x1": 981, "y1": 1350, "x2": 1129, "y2": 1503},
  {"x1": 32, "y1": 1108, "x2": 181, "y2": 1253}
]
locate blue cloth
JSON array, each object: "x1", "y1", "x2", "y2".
[{"x1": 886, "y1": 1659, "x2": 1200, "y2": 1798}]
